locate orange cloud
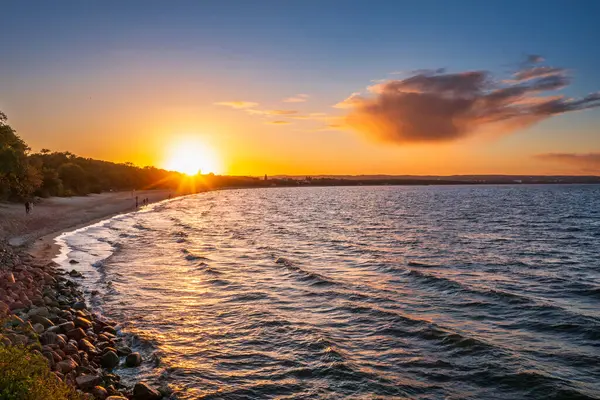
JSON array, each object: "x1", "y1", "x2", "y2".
[
  {"x1": 535, "y1": 152, "x2": 600, "y2": 171},
  {"x1": 214, "y1": 101, "x2": 259, "y2": 109},
  {"x1": 340, "y1": 57, "x2": 600, "y2": 144},
  {"x1": 247, "y1": 109, "x2": 298, "y2": 116},
  {"x1": 283, "y1": 94, "x2": 309, "y2": 103},
  {"x1": 266, "y1": 120, "x2": 292, "y2": 125}
]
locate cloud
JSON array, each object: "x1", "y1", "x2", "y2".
[
  {"x1": 527, "y1": 54, "x2": 545, "y2": 64},
  {"x1": 247, "y1": 109, "x2": 298, "y2": 116},
  {"x1": 535, "y1": 153, "x2": 600, "y2": 171},
  {"x1": 215, "y1": 101, "x2": 259, "y2": 109},
  {"x1": 333, "y1": 92, "x2": 363, "y2": 109},
  {"x1": 340, "y1": 57, "x2": 600, "y2": 144},
  {"x1": 283, "y1": 94, "x2": 309, "y2": 103},
  {"x1": 266, "y1": 120, "x2": 292, "y2": 125}
]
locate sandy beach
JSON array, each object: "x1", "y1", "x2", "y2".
[{"x1": 0, "y1": 190, "x2": 174, "y2": 257}]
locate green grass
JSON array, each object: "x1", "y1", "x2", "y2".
[{"x1": 0, "y1": 345, "x2": 83, "y2": 400}]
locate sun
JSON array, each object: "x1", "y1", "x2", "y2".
[{"x1": 164, "y1": 139, "x2": 222, "y2": 175}]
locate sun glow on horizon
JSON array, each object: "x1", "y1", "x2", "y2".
[{"x1": 163, "y1": 137, "x2": 223, "y2": 175}]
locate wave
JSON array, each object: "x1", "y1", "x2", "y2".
[{"x1": 274, "y1": 257, "x2": 338, "y2": 287}]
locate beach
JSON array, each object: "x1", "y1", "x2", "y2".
[
  {"x1": 0, "y1": 190, "x2": 173, "y2": 255},
  {"x1": 0, "y1": 190, "x2": 175, "y2": 399}
]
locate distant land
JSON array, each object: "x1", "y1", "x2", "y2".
[{"x1": 265, "y1": 175, "x2": 600, "y2": 185}]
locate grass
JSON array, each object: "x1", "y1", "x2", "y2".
[{"x1": 0, "y1": 345, "x2": 83, "y2": 400}]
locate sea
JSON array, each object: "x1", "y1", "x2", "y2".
[{"x1": 54, "y1": 185, "x2": 600, "y2": 399}]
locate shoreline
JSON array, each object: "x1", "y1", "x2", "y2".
[{"x1": 0, "y1": 190, "x2": 188, "y2": 399}]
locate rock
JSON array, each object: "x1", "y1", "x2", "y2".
[
  {"x1": 69, "y1": 259, "x2": 80, "y2": 264},
  {"x1": 32, "y1": 323, "x2": 45, "y2": 334},
  {"x1": 75, "y1": 374, "x2": 102, "y2": 390},
  {"x1": 125, "y1": 352, "x2": 142, "y2": 367},
  {"x1": 69, "y1": 270, "x2": 83, "y2": 278},
  {"x1": 79, "y1": 338, "x2": 96, "y2": 354},
  {"x1": 101, "y1": 350, "x2": 120, "y2": 369},
  {"x1": 133, "y1": 382, "x2": 162, "y2": 400},
  {"x1": 30, "y1": 315, "x2": 54, "y2": 328},
  {"x1": 102, "y1": 326, "x2": 117, "y2": 336},
  {"x1": 66, "y1": 328, "x2": 87, "y2": 341},
  {"x1": 4, "y1": 315, "x2": 25, "y2": 327},
  {"x1": 40, "y1": 331, "x2": 58, "y2": 345},
  {"x1": 9, "y1": 301, "x2": 25, "y2": 311},
  {"x1": 91, "y1": 386, "x2": 109, "y2": 400},
  {"x1": 106, "y1": 397, "x2": 128, "y2": 400},
  {"x1": 65, "y1": 343, "x2": 79, "y2": 354},
  {"x1": 116, "y1": 346, "x2": 132, "y2": 356},
  {"x1": 73, "y1": 301, "x2": 87, "y2": 310},
  {"x1": 75, "y1": 317, "x2": 93, "y2": 329},
  {"x1": 56, "y1": 358, "x2": 78, "y2": 374},
  {"x1": 59, "y1": 321, "x2": 75, "y2": 333},
  {"x1": 0, "y1": 335, "x2": 11, "y2": 346},
  {"x1": 46, "y1": 325, "x2": 61, "y2": 334},
  {"x1": 27, "y1": 306, "x2": 50, "y2": 318}
]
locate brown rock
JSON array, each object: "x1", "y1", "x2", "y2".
[
  {"x1": 75, "y1": 374, "x2": 102, "y2": 390},
  {"x1": 40, "y1": 331, "x2": 58, "y2": 345},
  {"x1": 30, "y1": 314, "x2": 54, "y2": 328},
  {"x1": 133, "y1": 382, "x2": 162, "y2": 400},
  {"x1": 66, "y1": 328, "x2": 87, "y2": 340},
  {"x1": 32, "y1": 323, "x2": 45, "y2": 334},
  {"x1": 75, "y1": 317, "x2": 93, "y2": 330},
  {"x1": 79, "y1": 338, "x2": 97, "y2": 354},
  {"x1": 125, "y1": 352, "x2": 142, "y2": 367},
  {"x1": 56, "y1": 358, "x2": 77, "y2": 374},
  {"x1": 59, "y1": 321, "x2": 75, "y2": 333},
  {"x1": 100, "y1": 350, "x2": 119, "y2": 369},
  {"x1": 91, "y1": 386, "x2": 109, "y2": 400}
]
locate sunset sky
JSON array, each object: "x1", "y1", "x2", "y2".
[{"x1": 1, "y1": 0, "x2": 599, "y2": 175}]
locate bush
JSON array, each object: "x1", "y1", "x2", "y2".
[{"x1": 0, "y1": 345, "x2": 83, "y2": 400}]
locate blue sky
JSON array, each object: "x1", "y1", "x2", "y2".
[{"x1": 1, "y1": 0, "x2": 599, "y2": 175}]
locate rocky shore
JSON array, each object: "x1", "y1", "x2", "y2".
[{"x1": 0, "y1": 241, "x2": 167, "y2": 400}]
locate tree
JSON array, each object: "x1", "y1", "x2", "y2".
[
  {"x1": 0, "y1": 111, "x2": 41, "y2": 200},
  {"x1": 58, "y1": 163, "x2": 88, "y2": 195}
]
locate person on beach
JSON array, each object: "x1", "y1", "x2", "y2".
[
  {"x1": 24, "y1": 201, "x2": 30, "y2": 215},
  {"x1": 135, "y1": 195, "x2": 139, "y2": 208}
]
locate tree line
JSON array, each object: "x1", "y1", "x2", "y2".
[{"x1": 0, "y1": 111, "x2": 185, "y2": 201}]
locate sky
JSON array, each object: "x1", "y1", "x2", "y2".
[{"x1": 1, "y1": 0, "x2": 599, "y2": 176}]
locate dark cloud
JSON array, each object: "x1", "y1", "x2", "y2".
[
  {"x1": 527, "y1": 54, "x2": 545, "y2": 64},
  {"x1": 342, "y1": 58, "x2": 600, "y2": 144},
  {"x1": 535, "y1": 153, "x2": 600, "y2": 171}
]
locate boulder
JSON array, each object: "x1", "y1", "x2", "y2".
[
  {"x1": 125, "y1": 352, "x2": 142, "y2": 367},
  {"x1": 73, "y1": 301, "x2": 87, "y2": 310},
  {"x1": 75, "y1": 317, "x2": 93, "y2": 330},
  {"x1": 75, "y1": 374, "x2": 102, "y2": 391},
  {"x1": 116, "y1": 346, "x2": 132, "y2": 356},
  {"x1": 29, "y1": 315, "x2": 54, "y2": 328},
  {"x1": 40, "y1": 331, "x2": 58, "y2": 345},
  {"x1": 66, "y1": 328, "x2": 87, "y2": 341},
  {"x1": 101, "y1": 350, "x2": 120, "y2": 369},
  {"x1": 133, "y1": 382, "x2": 162, "y2": 400},
  {"x1": 91, "y1": 386, "x2": 109, "y2": 400},
  {"x1": 27, "y1": 306, "x2": 50, "y2": 318},
  {"x1": 79, "y1": 338, "x2": 97, "y2": 354},
  {"x1": 69, "y1": 270, "x2": 83, "y2": 278},
  {"x1": 32, "y1": 323, "x2": 45, "y2": 334},
  {"x1": 59, "y1": 321, "x2": 75, "y2": 333},
  {"x1": 56, "y1": 358, "x2": 78, "y2": 374}
]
